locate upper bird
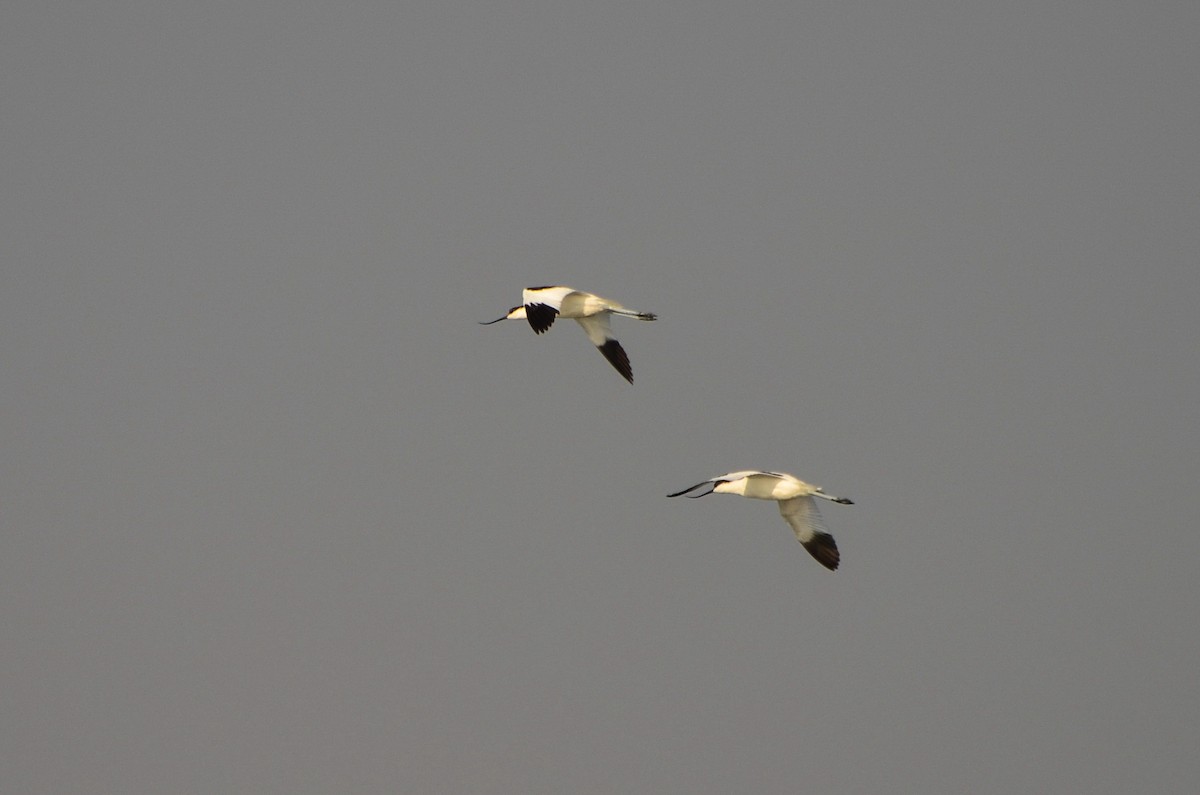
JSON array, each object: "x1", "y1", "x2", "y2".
[
  {"x1": 667, "y1": 470, "x2": 854, "y2": 571},
  {"x1": 481, "y1": 286, "x2": 657, "y2": 383}
]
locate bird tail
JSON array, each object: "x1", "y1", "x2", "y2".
[{"x1": 611, "y1": 308, "x2": 657, "y2": 321}]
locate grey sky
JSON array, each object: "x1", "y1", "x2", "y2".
[{"x1": 2, "y1": 2, "x2": 1198, "y2": 792}]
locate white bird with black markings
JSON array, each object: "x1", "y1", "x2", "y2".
[
  {"x1": 667, "y1": 470, "x2": 854, "y2": 571},
  {"x1": 481, "y1": 286, "x2": 657, "y2": 383}
]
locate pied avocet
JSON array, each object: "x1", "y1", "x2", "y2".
[
  {"x1": 481, "y1": 286, "x2": 657, "y2": 383},
  {"x1": 667, "y1": 470, "x2": 854, "y2": 571}
]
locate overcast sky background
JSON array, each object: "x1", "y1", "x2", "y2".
[{"x1": 3, "y1": 2, "x2": 1198, "y2": 793}]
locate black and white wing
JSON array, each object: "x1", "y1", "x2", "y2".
[
  {"x1": 576, "y1": 313, "x2": 633, "y2": 383},
  {"x1": 779, "y1": 496, "x2": 840, "y2": 571},
  {"x1": 522, "y1": 286, "x2": 575, "y2": 334}
]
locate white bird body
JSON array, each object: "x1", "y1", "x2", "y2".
[
  {"x1": 667, "y1": 470, "x2": 854, "y2": 571},
  {"x1": 481, "y1": 286, "x2": 656, "y2": 383}
]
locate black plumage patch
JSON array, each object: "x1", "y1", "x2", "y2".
[
  {"x1": 525, "y1": 303, "x2": 559, "y2": 334},
  {"x1": 597, "y1": 339, "x2": 633, "y2": 383},
  {"x1": 802, "y1": 532, "x2": 840, "y2": 571}
]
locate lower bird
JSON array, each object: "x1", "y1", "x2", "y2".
[
  {"x1": 667, "y1": 470, "x2": 854, "y2": 571},
  {"x1": 481, "y1": 286, "x2": 657, "y2": 383}
]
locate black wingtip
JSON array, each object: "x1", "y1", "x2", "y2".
[
  {"x1": 597, "y1": 339, "x2": 633, "y2": 383},
  {"x1": 834, "y1": 497, "x2": 854, "y2": 505},
  {"x1": 802, "y1": 533, "x2": 840, "y2": 571}
]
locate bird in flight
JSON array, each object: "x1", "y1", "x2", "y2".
[
  {"x1": 667, "y1": 470, "x2": 854, "y2": 570},
  {"x1": 481, "y1": 286, "x2": 657, "y2": 383}
]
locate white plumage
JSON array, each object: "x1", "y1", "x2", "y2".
[
  {"x1": 667, "y1": 470, "x2": 854, "y2": 571},
  {"x1": 481, "y1": 286, "x2": 657, "y2": 383}
]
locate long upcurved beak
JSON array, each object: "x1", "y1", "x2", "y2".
[
  {"x1": 666, "y1": 481, "x2": 715, "y2": 498},
  {"x1": 480, "y1": 306, "x2": 522, "y2": 325}
]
